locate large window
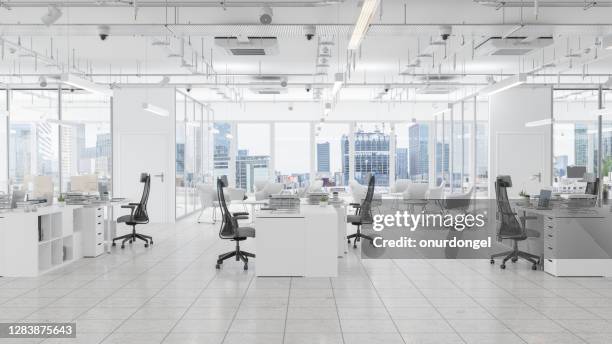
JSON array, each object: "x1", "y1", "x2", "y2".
[
  {"x1": 213, "y1": 122, "x2": 232, "y2": 180},
  {"x1": 60, "y1": 91, "x2": 111, "y2": 194},
  {"x1": 316, "y1": 123, "x2": 349, "y2": 186},
  {"x1": 275, "y1": 123, "x2": 310, "y2": 188},
  {"x1": 236, "y1": 123, "x2": 270, "y2": 192},
  {"x1": 0, "y1": 91, "x2": 7, "y2": 193},
  {"x1": 352, "y1": 123, "x2": 390, "y2": 186},
  {"x1": 9, "y1": 90, "x2": 60, "y2": 195}
]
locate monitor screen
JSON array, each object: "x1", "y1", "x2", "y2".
[{"x1": 567, "y1": 166, "x2": 587, "y2": 179}]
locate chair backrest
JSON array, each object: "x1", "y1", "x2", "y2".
[
  {"x1": 134, "y1": 173, "x2": 150, "y2": 222},
  {"x1": 403, "y1": 183, "x2": 429, "y2": 200},
  {"x1": 392, "y1": 179, "x2": 412, "y2": 193},
  {"x1": 227, "y1": 187, "x2": 246, "y2": 202},
  {"x1": 495, "y1": 176, "x2": 523, "y2": 237},
  {"x1": 264, "y1": 182, "x2": 284, "y2": 196},
  {"x1": 197, "y1": 183, "x2": 215, "y2": 208},
  {"x1": 426, "y1": 184, "x2": 444, "y2": 200},
  {"x1": 308, "y1": 180, "x2": 324, "y2": 192},
  {"x1": 217, "y1": 178, "x2": 238, "y2": 239},
  {"x1": 359, "y1": 175, "x2": 376, "y2": 223},
  {"x1": 254, "y1": 180, "x2": 269, "y2": 193}
]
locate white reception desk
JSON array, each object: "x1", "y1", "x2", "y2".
[{"x1": 255, "y1": 204, "x2": 338, "y2": 277}]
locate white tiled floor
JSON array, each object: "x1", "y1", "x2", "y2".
[{"x1": 2, "y1": 217, "x2": 612, "y2": 344}]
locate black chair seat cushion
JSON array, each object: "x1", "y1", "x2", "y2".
[
  {"x1": 500, "y1": 228, "x2": 540, "y2": 240},
  {"x1": 117, "y1": 215, "x2": 148, "y2": 225},
  {"x1": 347, "y1": 214, "x2": 361, "y2": 224},
  {"x1": 237, "y1": 227, "x2": 255, "y2": 238}
]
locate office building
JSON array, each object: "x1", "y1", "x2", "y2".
[
  {"x1": 395, "y1": 147, "x2": 408, "y2": 179},
  {"x1": 316, "y1": 142, "x2": 330, "y2": 174},
  {"x1": 2, "y1": 3, "x2": 612, "y2": 343},
  {"x1": 409, "y1": 123, "x2": 429, "y2": 180}
]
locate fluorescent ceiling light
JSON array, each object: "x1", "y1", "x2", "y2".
[
  {"x1": 59, "y1": 73, "x2": 113, "y2": 97},
  {"x1": 347, "y1": 0, "x2": 380, "y2": 50},
  {"x1": 142, "y1": 102, "x2": 169, "y2": 117},
  {"x1": 525, "y1": 118, "x2": 553, "y2": 127},
  {"x1": 480, "y1": 74, "x2": 526, "y2": 96},
  {"x1": 331, "y1": 73, "x2": 344, "y2": 98}
]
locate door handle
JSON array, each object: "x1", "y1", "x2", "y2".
[
  {"x1": 531, "y1": 172, "x2": 542, "y2": 183},
  {"x1": 154, "y1": 172, "x2": 165, "y2": 183}
]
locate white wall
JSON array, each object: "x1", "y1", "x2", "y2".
[
  {"x1": 489, "y1": 86, "x2": 553, "y2": 198},
  {"x1": 112, "y1": 88, "x2": 176, "y2": 223}
]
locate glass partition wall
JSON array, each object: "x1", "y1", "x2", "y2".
[{"x1": 175, "y1": 91, "x2": 209, "y2": 220}]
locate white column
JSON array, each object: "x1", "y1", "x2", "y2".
[
  {"x1": 471, "y1": 97, "x2": 477, "y2": 198},
  {"x1": 228, "y1": 123, "x2": 237, "y2": 188},
  {"x1": 269, "y1": 122, "x2": 275, "y2": 182},
  {"x1": 0, "y1": 89, "x2": 8, "y2": 192},
  {"x1": 389, "y1": 123, "x2": 396, "y2": 187},
  {"x1": 429, "y1": 117, "x2": 437, "y2": 186},
  {"x1": 349, "y1": 122, "x2": 356, "y2": 183},
  {"x1": 449, "y1": 105, "x2": 454, "y2": 193},
  {"x1": 309, "y1": 122, "x2": 316, "y2": 184}
]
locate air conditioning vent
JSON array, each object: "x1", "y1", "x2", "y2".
[
  {"x1": 230, "y1": 48, "x2": 266, "y2": 56},
  {"x1": 215, "y1": 36, "x2": 279, "y2": 56},
  {"x1": 475, "y1": 37, "x2": 553, "y2": 56},
  {"x1": 416, "y1": 86, "x2": 456, "y2": 95}
]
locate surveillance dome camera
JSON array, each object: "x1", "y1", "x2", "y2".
[
  {"x1": 304, "y1": 25, "x2": 316, "y2": 41},
  {"x1": 280, "y1": 78, "x2": 288, "y2": 88},
  {"x1": 259, "y1": 6, "x2": 273, "y2": 25},
  {"x1": 439, "y1": 25, "x2": 452, "y2": 41},
  {"x1": 38, "y1": 76, "x2": 47, "y2": 88},
  {"x1": 384, "y1": 84, "x2": 391, "y2": 93},
  {"x1": 186, "y1": 84, "x2": 192, "y2": 92},
  {"x1": 97, "y1": 25, "x2": 110, "y2": 41},
  {"x1": 305, "y1": 84, "x2": 312, "y2": 92}
]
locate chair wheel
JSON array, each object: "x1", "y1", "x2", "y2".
[
  {"x1": 353, "y1": 244, "x2": 357, "y2": 249},
  {"x1": 144, "y1": 244, "x2": 149, "y2": 248},
  {"x1": 121, "y1": 245, "x2": 125, "y2": 249},
  {"x1": 244, "y1": 264, "x2": 248, "y2": 270},
  {"x1": 347, "y1": 239, "x2": 351, "y2": 243},
  {"x1": 511, "y1": 257, "x2": 518, "y2": 263},
  {"x1": 149, "y1": 241, "x2": 153, "y2": 245},
  {"x1": 532, "y1": 264, "x2": 538, "y2": 270},
  {"x1": 490, "y1": 259, "x2": 494, "y2": 264},
  {"x1": 215, "y1": 264, "x2": 220, "y2": 269},
  {"x1": 500, "y1": 264, "x2": 506, "y2": 269},
  {"x1": 129, "y1": 240, "x2": 132, "y2": 244},
  {"x1": 112, "y1": 242, "x2": 116, "y2": 247}
]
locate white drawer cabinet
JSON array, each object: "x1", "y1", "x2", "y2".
[{"x1": 75, "y1": 207, "x2": 105, "y2": 257}]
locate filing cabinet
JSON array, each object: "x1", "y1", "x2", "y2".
[{"x1": 74, "y1": 206, "x2": 105, "y2": 257}]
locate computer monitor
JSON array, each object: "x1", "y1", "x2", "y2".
[
  {"x1": 537, "y1": 189, "x2": 552, "y2": 209},
  {"x1": 567, "y1": 166, "x2": 587, "y2": 179}
]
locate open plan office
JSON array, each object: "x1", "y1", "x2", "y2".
[{"x1": 3, "y1": 1, "x2": 612, "y2": 343}]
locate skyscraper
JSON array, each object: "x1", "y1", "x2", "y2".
[
  {"x1": 235, "y1": 149, "x2": 270, "y2": 192},
  {"x1": 342, "y1": 130, "x2": 390, "y2": 186},
  {"x1": 575, "y1": 123, "x2": 588, "y2": 167},
  {"x1": 395, "y1": 148, "x2": 408, "y2": 180},
  {"x1": 317, "y1": 142, "x2": 330, "y2": 174},
  {"x1": 408, "y1": 123, "x2": 429, "y2": 180},
  {"x1": 214, "y1": 123, "x2": 231, "y2": 178}
]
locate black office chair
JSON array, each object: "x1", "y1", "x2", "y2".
[
  {"x1": 112, "y1": 173, "x2": 153, "y2": 249},
  {"x1": 215, "y1": 177, "x2": 255, "y2": 270},
  {"x1": 490, "y1": 175, "x2": 540, "y2": 270},
  {"x1": 347, "y1": 174, "x2": 375, "y2": 249}
]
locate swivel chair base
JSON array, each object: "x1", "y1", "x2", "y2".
[
  {"x1": 112, "y1": 225, "x2": 153, "y2": 249},
  {"x1": 347, "y1": 226, "x2": 373, "y2": 249},
  {"x1": 490, "y1": 241, "x2": 540, "y2": 270},
  {"x1": 216, "y1": 238, "x2": 255, "y2": 270}
]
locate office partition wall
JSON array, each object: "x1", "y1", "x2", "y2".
[
  {"x1": 9, "y1": 90, "x2": 61, "y2": 195},
  {"x1": 59, "y1": 91, "x2": 111, "y2": 193}
]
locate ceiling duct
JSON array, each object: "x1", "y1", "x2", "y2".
[
  {"x1": 475, "y1": 37, "x2": 554, "y2": 56},
  {"x1": 215, "y1": 37, "x2": 279, "y2": 56},
  {"x1": 249, "y1": 87, "x2": 288, "y2": 95},
  {"x1": 416, "y1": 85, "x2": 457, "y2": 95}
]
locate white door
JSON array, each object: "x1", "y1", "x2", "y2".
[
  {"x1": 118, "y1": 133, "x2": 169, "y2": 223},
  {"x1": 496, "y1": 132, "x2": 547, "y2": 198}
]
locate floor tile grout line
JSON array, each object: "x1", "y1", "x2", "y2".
[
  {"x1": 281, "y1": 277, "x2": 292, "y2": 344},
  {"x1": 457, "y1": 260, "x2": 589, "y2": 343},
  {"x1": 350, "y1": 248, "x2": 407, "y2": 344},
  {"x1": 18, "y1": 224, "x2": 199, "y2": 325},
  {"x1": 329, "y1": 275, "x2": 346, "y2": 344},
  {"x1": 83, "y1": 225, "x2": 217, "y2": 343},
  {"x1": 388, "y1": 258, "x2": 466, "y2": 344},
  {"x1": 219, "y1": 274, "x2": 255, "y2": 344},
  {"x1": 424, "y1": 260, "x2": 528, "y2": 344}
]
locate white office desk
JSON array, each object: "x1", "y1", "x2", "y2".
[
  {"x1": 514, "y1": 203, "x2": 612, "y2": 277},
  {"x1": 254, "y1": 204, "x2": 338, "y2": 277}
]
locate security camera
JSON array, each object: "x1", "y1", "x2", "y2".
[
  {"x1": 304, "y1": 25, "x2": 316, "y2": 41},
  {"x1": 259, "y1": 6, "x2": 273, "y2": 25},
  {"x1": 439, "y1": 25, "x2": 452, "y2": 41},
  {"x1": 186, "y1": 84, "x2": 192, "y2": 92},
  {"x1": 38, "y1": 76, "x2": 47, "y2": 88},
  {"x1": 384, "y1": 84, "x2": 391, "y2": 93},
  {"x1": 97, "y1": 25, "x2": 110, "y2": 41},
  {"x1": 305, "y1": 84, "x2": 312, "y2": 92},
  {"x1": 280, "y1": 78, "x2": 288, "y2": 88},
  {"x1": 288, "y1": 105, "x2": 294, "y2": 111}
]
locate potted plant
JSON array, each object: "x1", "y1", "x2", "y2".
[
  {"x1": 518, "y1": 190, "x2": 530, "y2": 203},
  {"x1": 320, "y1": 195, "x2": 329, "y2": 207},
  {"x1": 57, "y1": 194, "x2": 66, "y2": 207}
]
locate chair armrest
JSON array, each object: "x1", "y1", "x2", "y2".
[
  {"x1": 233, "y1": 215, "x2": 249, "y2": 220},
  {"x1": 349, "y1": 203, "x2": 361, "y2": 208},
  {"x1": 520, "y1": 215, "x2": 538, "y2": 221},
  {"x1": 232, "y1": 212, "x2": 249, "y2": 216},
  {"x1": 121, "y1": 204, "x2": 137, "y2": 209},
  {"x1": 128, "y1": 202, "x2": 139, "y2": 206}
]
